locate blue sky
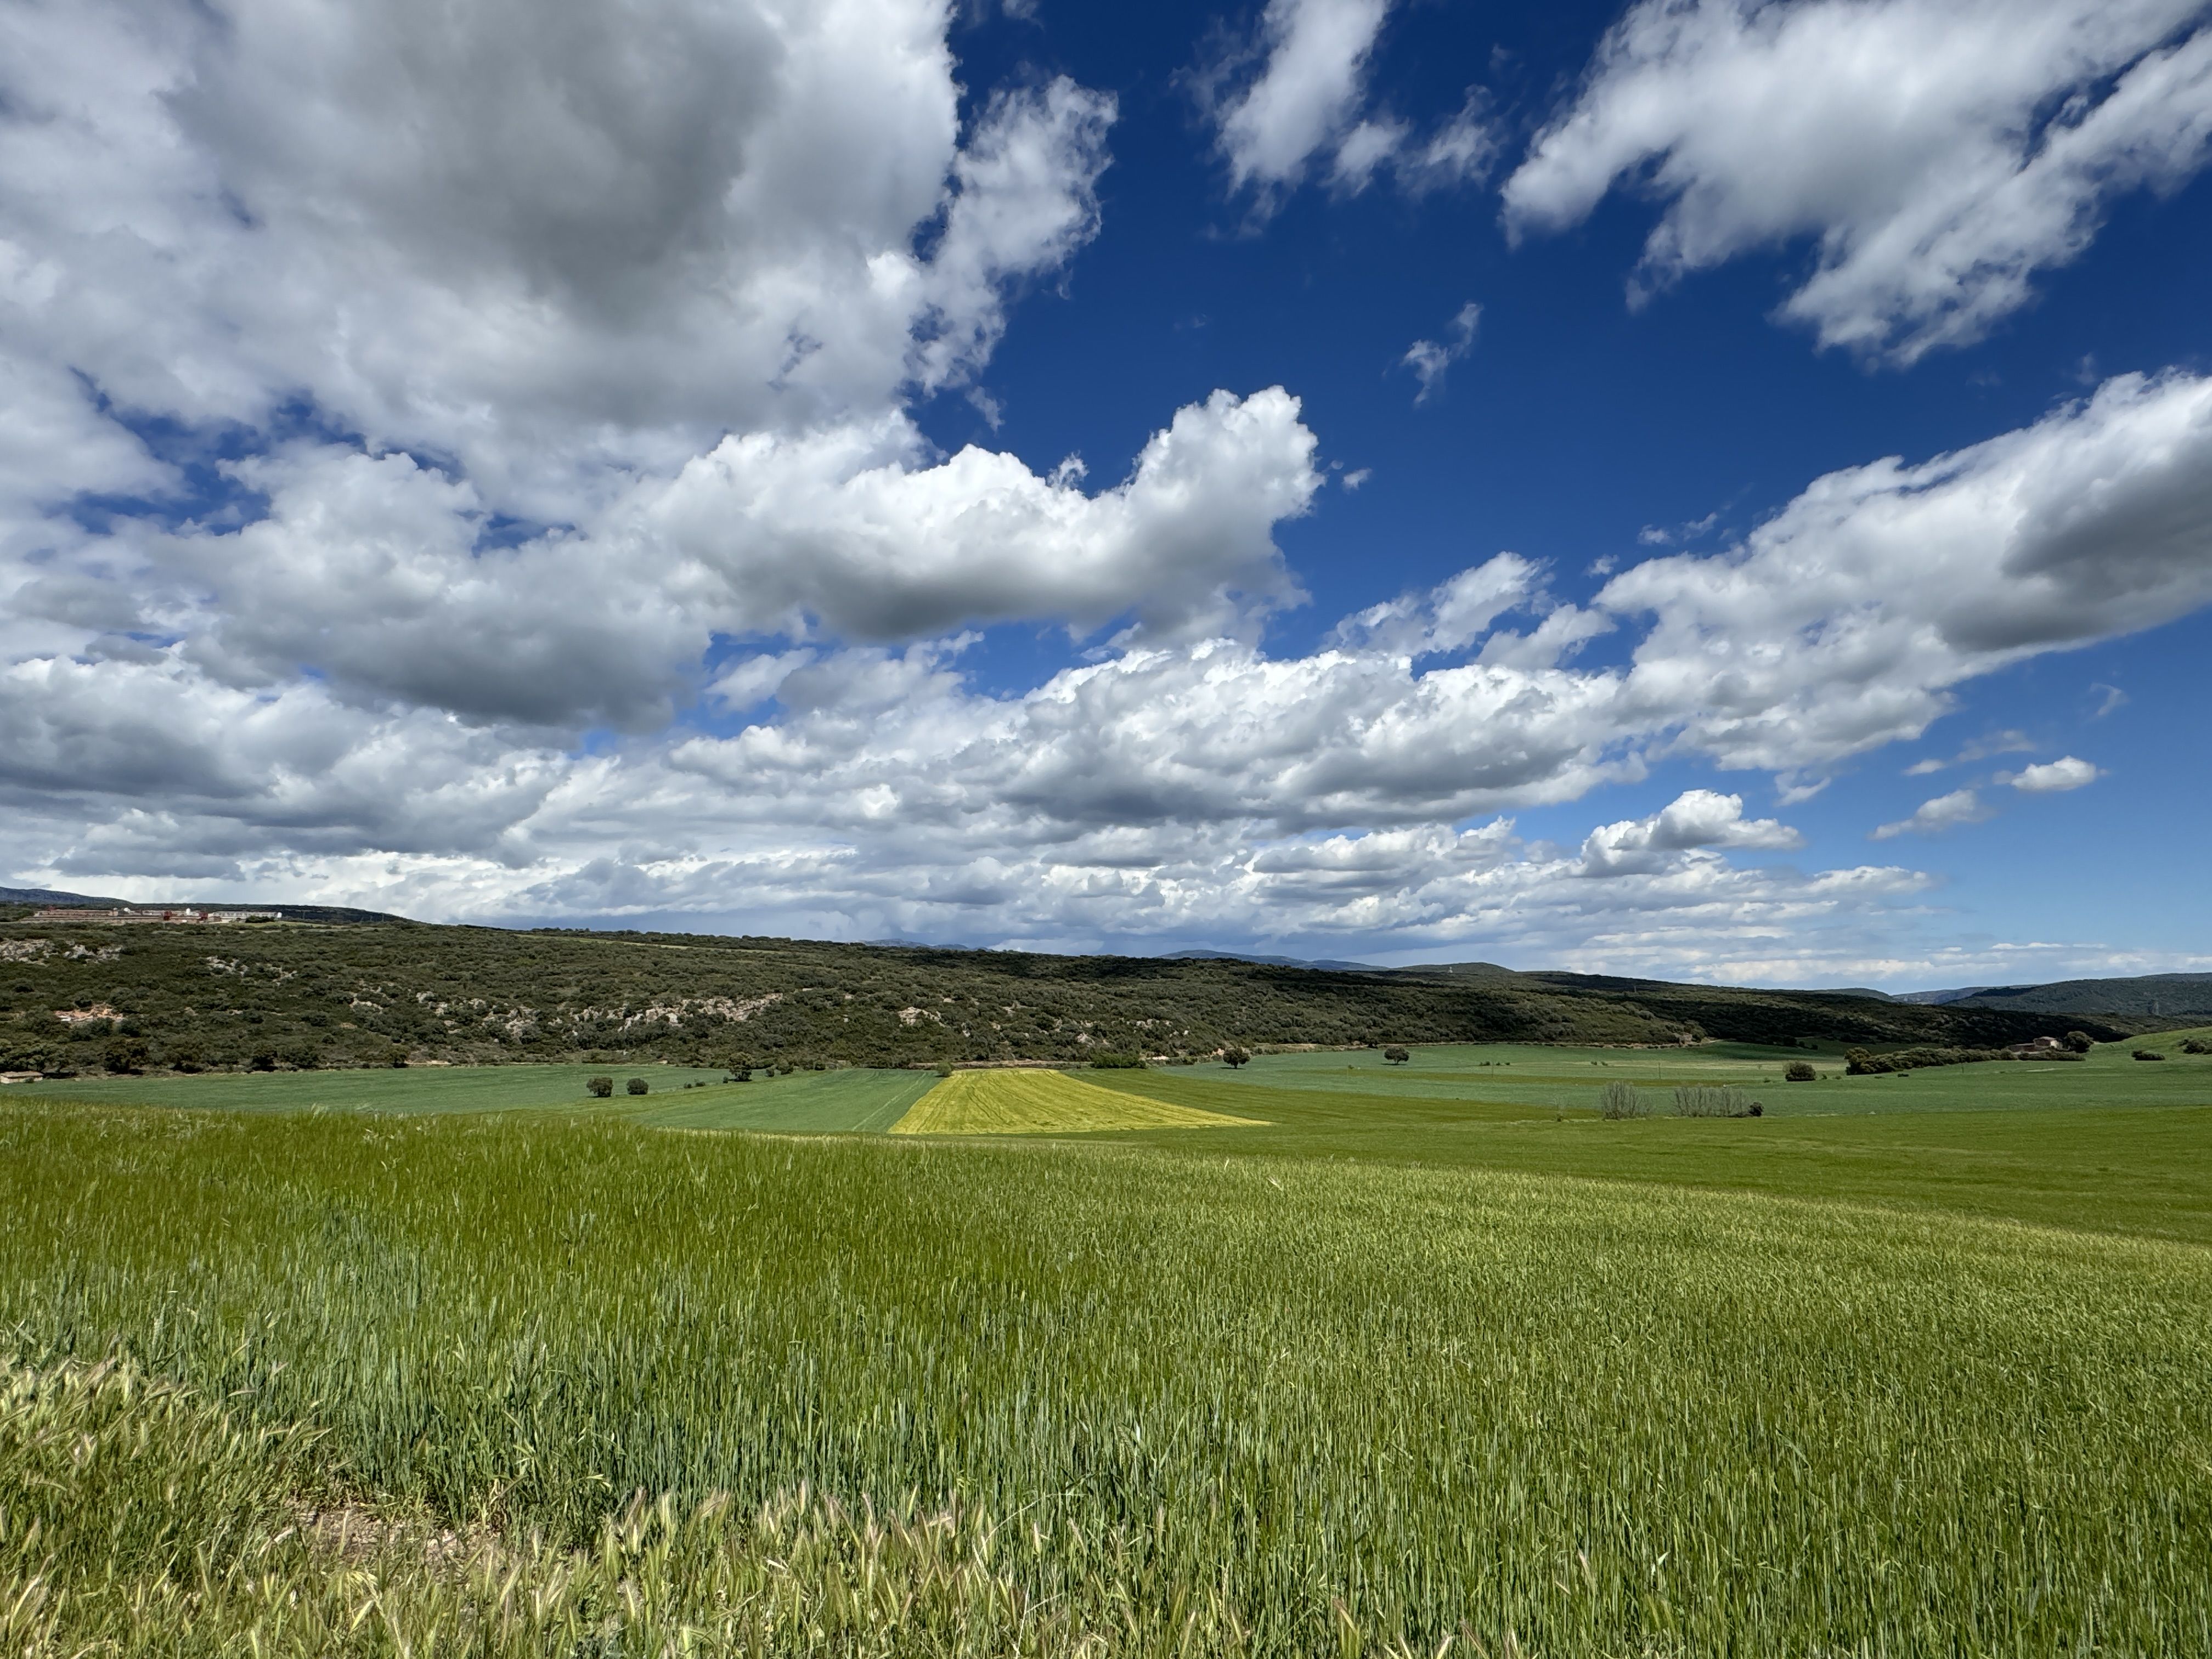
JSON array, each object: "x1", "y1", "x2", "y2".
[{"x1": 2, "y1": 0, "x2": 2209, "y2": 986}]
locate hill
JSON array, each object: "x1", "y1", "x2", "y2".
[
  {"x1": 1946, "y1": 972, "x2": 2212, "y2": 1018},
  {"x1": 0, "y1": 913, "x2": 2147, "y2": 1077},
  {"x1": 0, "y1": 885, "x2": 403, "y2": 926}
]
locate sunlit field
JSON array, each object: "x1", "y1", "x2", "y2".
[
  {"x1": 5, "y1": 1031, "x2": 2211, "y2": 1653},
  {"x1": 889, "y1": 1065, "x2": 1263, "y2": 1134}
]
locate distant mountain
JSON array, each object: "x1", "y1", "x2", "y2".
[
  {"x1": 1162, "y1": 948, "x2": 1381, "y2": 972},
  {"x1": 1383, "y1": 960, "x2": 1525, "y2": 980},
  {"x1": 1944, "y1": 973, "x2": 2212, "y2": 1019},
  {"x1": 1892, "y1": 985, "x2": 1998, "y2": 1005},
  {"x1": 0, "y1": 885, "x2": 405, "y2": 926}
]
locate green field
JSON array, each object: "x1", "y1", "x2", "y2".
[
  {"x1": 5, "y1": 1033, "x2": 2212, "y2": 1654},
  {"x1": 3, "y1": 1059, "x2": 940, "y2": 1132}
]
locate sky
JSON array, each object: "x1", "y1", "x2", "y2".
[{"x1": 3, "y1": 0, "x2": 2211, "y2": 989}]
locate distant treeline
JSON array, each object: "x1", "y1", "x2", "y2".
[{"x1": 0, "y1": 917, "x2": 2146, "y2": 1078}]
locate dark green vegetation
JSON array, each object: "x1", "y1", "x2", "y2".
[
  {"x1": 1842, "y1": 1043, "x2": 2034, "y2": 1074},
  {"x1": 0, "y1": 914, "x2": 2145, "y2": 1079},
  {"x1": 1930, "y1": 970, "x2": 2212, "y2": 1018}
]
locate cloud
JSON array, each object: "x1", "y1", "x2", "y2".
[
  {"x1": 0, "y1": 0, "x2": 1111, "y2": 517},
  {"x1": 2003, "y1": 755, "x2": 2103, "y2": 792},
  {"x1": 1598, "y1": 371, "x2": 2212, "y2": 771},
  {"x1": 1903, "y1": 731, "x2": 2035, "y2": 774},
  {"x1": 1400, "y1": 302, "x2": 1481, "y2": 403},
  {"x1": 1503, "y1": 0, "x2": 2212, "y2": 362},
  {"x1": 1205, "y1": 0, "x2": 1494, "y2": 205},
  {"x1": 637, "y1": 386, "x2": 1322, "y2": 649},
  {"x1": 1214, "y1": 0, "x2": 1394, "y2": 195},
  {"x1": 5, "y1": 2, "x2": 2212, "y2": 979},
  {"x1": 1872, "y1": 788, "x2": 1993, "y2": 839},
  {"x1": 1579, "y1": 789, "x2": 1803, "y2": 875}
]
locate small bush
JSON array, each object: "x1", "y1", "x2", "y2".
[
  {"x1": 2132, "y1": 1050, "x2": 2167, "y2": 1062},
  {"x1": 1383, "y1": 1046, "x2": 1411, "y2": 1064},
  {"x1": 247, "y1": 1049, "x2": 277, "y2": 1073},
  {"x1": 2181, "y1": 1039, "x2": 2210, "y2": 1056},
  {"x1": 1785, "y1": 1060, "x2": 1816, "y2": 1082},
  {"x1": 2064, "y1": 1030, "x2": 2095, "y2": 1054},
  {"x1": 585, "y1": 1075, "x2": 614, "y2": 1098},
  {"x1": 728, "y1": 1066, "x2": 753, "y2": 1082},
  {"x1": 1089, "y1": 1052, "x2": 1146, "y2": 1070},
  {"x1": 1599, "y1": 1081, "x2": 1646, "y2": 1119},
  {"x1": 1673, "y1": 1085, "x2": 1757, "y2": 1118},
  {"x1": 626, "y1": 1077, "x2": 650, "y2": 1094}
]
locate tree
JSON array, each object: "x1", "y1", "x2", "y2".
[
  {"x1": 1785, "y1": 1060, "x2": 1816, "y2": 1082},
  {"x1": 1221, "y1": 1047, "x2": 1250, "y2": 1069},
  {"x1": 627, "y1": 1077, "x2": 649, "y2": 1094},
  {"x1": 585, "y1": 1075, "x2": 614, "y2": 1098},
  {"x1": 103, "y1": 1035, "x2": 149, "y2": 1075},
  {"x1": 1383, "y1": 1046, "x2": 1410, "y2": 1064},
  {"x1": 1599, "y1": 1081, "x2": 1645, "y2": 1119},
  {"x1": 2064, "y1": 1030, "x2": 2094, "y2": 1053}
]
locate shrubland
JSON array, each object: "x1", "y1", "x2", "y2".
[{"x1": 0, "y1": 915, "x2": 2136, "y2": 1077}]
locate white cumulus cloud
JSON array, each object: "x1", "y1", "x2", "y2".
[
  {"x1": 1872, "y1": 788, "x2": 1993, "y2": 839},
  {"x1": 1206, "y1": 0, "x2": 1495, "y2": 206},
  {"x1": 2004, "y1": 755, "x2": 2104, "y2": 792},
  {"x1": 1503, "y1": 0, "x2": 2212, "y2": 362}
]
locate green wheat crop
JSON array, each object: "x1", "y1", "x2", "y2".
[{"x1": 3, "y1": 1098, "x2": 2209, "y2": 1655}]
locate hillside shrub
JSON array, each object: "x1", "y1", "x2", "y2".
[
  {"x1": 1220, "y1": 1047, "x2": 1250, "y2": 1069},
  {"x1": 1598, "y1": 1081, "x2": 1646, "y2": 1119},
  {"x1": 2182, "y1": 1039, "x2": 2211, "y2": 1056},
  {"x1": 1785, "y1": 1060, "x2": 1816, "y2": 1082},
  {"x1": 0, "y1": 917, "x2": 2130, "y2": 1077},
  {"x1": 1383, "y1": 1046, "x2": 1411, "y2": 1064},
  {"x1": 101, "y1": 1036, "x2": 148, "y2": 1075},
  {"x1": 2064, "y1": 1031, "x2": 2095, "y2": 1053},
  {"x1": 626, "y1": 1077, "x2": 649, "y2": 1094},
  {"x1": 585, "y1": 1075, "x2": 613, "y2": 1098},
  {"x1": 1089, "y1": 1053, "x2": 1145, "y2": 1069},
  {"x1": 2133, "y1": 1050, "x2": 2167, "y2": 1062},
  {"x1": 1844, "y1": 1045, "x2": 2007, "y2": 1076}
]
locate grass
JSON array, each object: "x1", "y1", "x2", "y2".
[
  {"x1": 1186, "y1": 1033, "x2": 2212, "y2": 1117},
  {"x1": 7, "y1": 1033, "x2": 2212, "y2": 1652},
  {"x1": 0, "y1": 1059, "x2": 733, "y2": 1114},
  {"x1": 3, "y1": 1060, "x2": 939, "y2": 1132},
  {"x1": 5, "y1": 1099, "x2": 2211, "y2": 1654},
  {"x1": 890, "y1": 1066, "x2": 1264, "y2": 1135}
]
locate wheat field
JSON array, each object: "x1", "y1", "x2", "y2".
[{"x1": 889, "y1": 1064, "x2": 1264, "y2": 1134}]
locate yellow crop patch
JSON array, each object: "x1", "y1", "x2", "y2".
[{"x1": 890, "y1": 1067, "x2": 1265, "y2": 1136}]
